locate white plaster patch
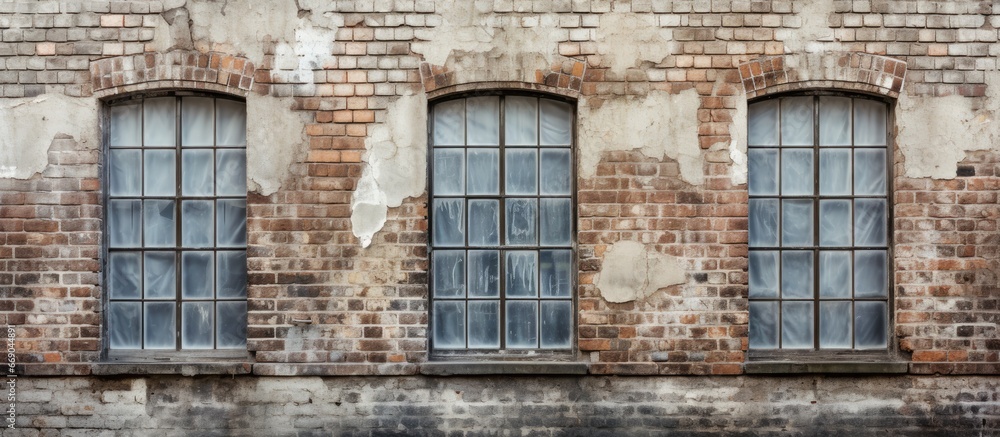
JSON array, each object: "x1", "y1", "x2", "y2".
[
  {"x1": 0, "y1": 95, "x2": 97, "y2": 180},
  {"x1": 782, "y1": 0, "x2": 837, "y2": 53},
  {"x1": 596, "y1": 12, "x2": 674, "y2": 75},
  {"x1": 245, "y1": 94, "x2": 310, "y2": 196},
  {"x1": 728, "y1": 97, "x2": 749, "y2": 186},
  {"x1": 596, "y1": 241, "x2": 686, "y2": 304}
]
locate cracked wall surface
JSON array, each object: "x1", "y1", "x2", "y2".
[
  {"x1": 595, "y1": 12, "x2": 674, "y2": 75},
  {"x1": 0, "y1": 95, "x2": 97, "y2": 179},
  {"x1": 245, "y1": 94, "x2": 310, "y2": 196},
  {"x1": 596, "y1": 241, "x2": 686, "y2": 304}
]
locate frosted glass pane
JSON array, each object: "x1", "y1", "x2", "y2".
[
  {"x1": 433, "y1": 99, "x2": 465, "y2": 146},
  {"x1": 182, "y1": 150, "x2": 214, "y2": 196},
  {"x1": 819, "y1": 200, "x2": 851, "y2": 247},
  {"x1": 505, "y1": 251, "x2": 538, "y2": 298},
  {"x1": 505, "y1": 149, "x2": 537, "y2": 195},
  {"x1": 782, "y1": 301, "x2": 814, "y2": 349},
  {"x1": 747, "y1": 149, "x2": 778, "y2": 195},
  {"x1": 216, "y1": 99, "x2": 247, "y2": 146},
  {"x1": 820, "y1": 301, "x2": 852, "y2": 349},
  {"x1": 432, "y1": 250, "x2": 465, "y2": 298},
  {"x1": 819, "y1": 251, "x2": 851, "y2": 298},
  {"x1": 182, "y1": 251, "x2": 214, "y2": 299},
  {"x1": 781, "y1": 199, "x2": 813, "y2": 247},
  {"x1": 854, "y1": 99, "x2": 886, "y2": 146},
  {"x1": 217, "y1": 301, "x2": 247, "y2": 349},
  {"x1": 540, "y1": 198, "x2": 572, "y2": 246},
  {"x1": 819, "y1": 149, "x2": 851, "y2": 195},
  {"x1": 854, "y1": 149, "x2": 886, "y2": 195},
  {"x1": 144, "y1": 150, "x2": 176, "y2": 196},
  {"x1": 181, "y1": 97, "x2": 214, "y2": 147},
  {"x1": 109, "y1": 199, "x2": 141, "y2": 247},
  {"x1": 748, "y1": 199, "x2": 779, "y2": 247},
  {"x1": 506, "y1": 301, "x2": 538, "y2": 348},
  {"x1": 216, "y1": 199, "x2": 247, "y2": 247},
  {"x1": 143, "y1": 97, "x2": 176, "y2": 147},
  {"x1": 854, "y1": 199, "x2": 886, "y2": 246},
  {"x1": 466, "y1": 96, "x2": 499, "y2": 146},
  {"x1": 216, "y1": 150, "x2": 247, "y2": 196},
  {"x1": 781, "y1": 149, "x2": 813, "y2": 195},
  {"x1": 855, "y1": 250, "x2": 887, "y2": 298},
  {"x1": 143, "y1": 200, "x2": 176, "y2": 248},
  {"x1": 144, "y1": 302, "x2": 175, "y2": 349},
  {"x1": 181, "y1": 200, "x2": 214, "y2": 247},
  {"x1": 540, "y1": 301, "x2": 572, "y2": 349},
  {"x1": 781, "y1": 251, "x2": 813, "y2": 299},
  {"x1": 110, "y1": 103, "x2": 141, "y2": 147},
  {"x1": 781, "y1": 97, "x2": 814, "y2": 146},
  {"x1": 109, "y1": 302, "x2": 141, "y2": 349},
  {"x1": 466, "y1": 149, "x2": 499, "y2": 195},
  {"x1": 433, "y1": 301, "x2": 465, "y2": 349},
  {"x1": 432, "y1": 199, "x2": 465, "y2": 246},
  {"x1": 433, "y1": 149, "x2": 465, "y2": 195},
  {"x1": 748, "y1": 100, "x2": 779, "y2": 146},
  {"x1": 819, "y1": 97, "x2": 851, "y2": 146},
  {"x1": 467, "y1": 250, "x2": 499, "y2": 298},
  {"x1": 182, "y1": 302, "x2": 213, "y2": 349},
  {"x1": 505, "y1": 96, "x2": 538, "y2": 146},
  {"x1": 540, "y1": 250, "x2": 572, "y2": 298},
  {"x1": 468, "y1": 200, "x2": 499, "y2": 246},
  {"x1": 109, "y1": 252, "x2": 141, "y2": 300},
  {"x1": 216, "y1": 251, "x2": 247, "y2": 298},
  {"x1": 748, "y1": 301, "x2": 778, "y2": 348},
  {"x1": 855, "y1": 301, "x2": 887, "y2": 349},
  {"x1": 467, "y1": 300, "x2": 499, "y2": 348},
  {"x1": 540, "y1": 149, "x2": 572, "y2": 195},
  {"x1": 505, "y1": 198, "x2": 537, "y2": 245},
  {"x1": 109, "y1": 150, "x2": 141, "y2": 196},
  {"x1": 540, "y1": 98, "x2": 572, "y2": 145},
  {"x1": 143, "y1": 252, "x2": 175, "y2": 299},
  {"x1": 748, "y1": 251, "x2": 779, "y2": 298}
]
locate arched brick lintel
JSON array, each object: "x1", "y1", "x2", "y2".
[
  {"x1": 419, "y1": 57, "x2": 586, "y2": 99},
  {"x1": 738, "y1": 53, "x2": 907, "y2": 100},
  {"x1": 90, "y1": 50, "x2": 257, "y2": 99}
]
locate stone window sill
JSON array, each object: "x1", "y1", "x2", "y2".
[
  {"x1": 745, "y1": 361, "x2": 908, "y2": 374},
  {"x1": 91, "y1": 362, "x2": 252, "y2": 376},
  {"x1": 419, "y1": 361, "x2": 589, "y2": 376}
]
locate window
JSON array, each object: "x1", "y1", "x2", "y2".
[
  {"x1": 429, "y1": 94, "x2": 575, "y2": 353},
  {"x1": 105, "y1": 94, "x2": 248, "y2": 351},
  {"x1": 747, "y1": 95, "x2": 890, "y2": 351}
]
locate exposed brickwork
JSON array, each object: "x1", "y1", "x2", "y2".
[
  {"x1": 90, "y1": 51, "x2": 256, "y2": 97},
  {"x1": 738, "y1": 52, "x2": 907, "y2": 98}
]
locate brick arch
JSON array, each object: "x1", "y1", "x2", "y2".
[
  {"x1": 738, "y1": 52, "x2": 907, "y2": 99},
  {"x1": 420, "y1": 56, "x2": 586, "y2": 99},
  {"x1": 90, "y1": 50, "x2": 258, "y2": 99}
]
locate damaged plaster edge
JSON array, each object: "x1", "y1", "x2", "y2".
[
  {"x1": 596, "y1": 241, "x2": 686, "y2": 304},
  {"x1": 0, "y1": 94, "x2": 99, "y2": 180},
  {"x1": 728, "y1": 97, "x2": 749, "y2": 187},
  {"x1": 245, "y1": 93, "x2": 310, "y2": 196}
]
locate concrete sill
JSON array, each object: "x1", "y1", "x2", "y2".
[
  {"x1": 252, "y1": 363, "x2": 419, "y2": 376},
  {"x1": 420, "y1": 362, "x2": 589, "y2": 376},
  {"x1": 745, "y1": 361, "x2": 909, "y2": 375},
  {"x1": 91, "y1": 362, "x2": 252, "y2": 376}
]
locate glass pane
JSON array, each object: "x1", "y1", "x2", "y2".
[
  {"x1": 182, "y1": 149, "x2": 214, "y2": 196},
  {"x1": 855, "y1": 301, "x2": 887, "y2": 349},
  {"x1": 109, "y1": 150, "x2": 141, "y2": 196},
  {"x1": 819, "y1": 200, "x2": 851, "y2": 247},
  {"x1": 540, "y1": 198, "x2": 572, "y2": 246},
  {"x1": 108, "y1": 199, "x2": 141, "y2": 247},
  {"x1": 433, "y1": 99, "x2": 465, "y2": 146},
  {"x1": 540, "y1": 149, "x2": 572, "y2": 195},
  {"x1": 468, "y1": 200, "x2": 499, "y2": 246},
  {"x1": 143, "y1": 252, "x2": 176, "y2": 299},
  {"x1": 182, "y1": 251, "x2": 214, "y2": 299},
  {"x1": 505, "y1": 198, "x2": 537, "y2": 245},
  {"x1": 182, "y1": 302, "x2": 213, "y2": 349},
  {"x1": 782, "y1": 301, "x2": 814, "y2": 349},
  {"x1": 819, "y1": 251, "x2": 851, "y2": 298},
  {"x1": 432, "y1": 250, "x2": 465, "y2": 298},
  {"x1": 143, "y1": 97, "x2": 176, "y2": 147},
  {"x1": 781, "y1": 251, "x2": 813, "y2": 299},
  {"x1": 466, "y1": 149, "x2": 499, "y2": 195},
  {"x1": 854, "y1": 199, "x2": 886, "y2": 246},
  {"x1": 747, "y1": 149, "x2": 778, "y2": 195},
  {"x1": 505, "y1": 251, "x2": 538, "y2": 298},
  {"x1": 467, "y1": 250, "x2": 499, "y2": 298},
  {"x1": 466, "y1": 96, "x2": 499, "y2": 146},
  {"x1": 819, "y1": 149, "x2": 851, "y2": 195},
  {"x1": 819, "y1": 96, "x2": 851, "y2": 146},
  {"x1": 216, "y1": 199, "x2": 247, "y2": 247},
  {"x1": 505, "y1": 96, "x2": 538, "y2": 146},
  {"x1": 109, "y1": 302, "x2": 141, "y2": 349},
  {"x1": 505, "y1": 149, "x2": 538, "y2": 195},
  {"x1": 540, "y1": 301, "x2": 572, "y2": 349},
  {"x1": 781, "y1": 96, "x2": 814, "y2": 146},
  {"x1": 748, "y1": 301, "x2": 778, "y2": 348},
  {"x1": 748, "y1": 199, "x2": 779, "y2": 247},
  {"x1": 748, "y1": 251, "x2": 779, "y2": 298},
  {"x1": 181, "y1": 200, "x2": 214, "y2": 247},
  {"x1": 747, "y1": 100, "x2": 779, "y2": 146},
  {"x1": 854, "y1": 149, "x2": 886, "y2": 195},
  {"x1": 433, "y1": 149, "x2": 465, "y2": 195},
  {"x1": 216, "y1": 301, "x2": 247, "y2": 349},
  {"x1": 216, "y1": 251, "x2": 248, "y2": 298},
  {"x1": 540, "y1": 250, "x2": 572, "y2": 298},
  {"x1": 780, "y1": 149, "x2": 813, "y2": 195},
  {"x1": 855, "y1": 250, "x2": 887, "y2": 298},
  {"x1": 143, "y1": 199, "x2": 176, "y2": 248},
  {"x1": 216, "y1": 150, "x2": 247, "y2": 196},
  {"x1": 433, "y1": 301, "x2": 465, "y2": 349},
  {"x1": 216, "y1": 99, "x2": 247, "y2": 146},
  {"x1": 820, "y1": 301, "x2": 852, "y2": 349},
  {"x1": 110, "y1": 103, "x2": 141, "y2": 147},
  {"x1": 181, "y1": 97, "x2": 214, "y2": 147},
  {"x1": 506, "y1": 301, "x2": 538, "y2": 348},
  {"x1": 540, "y1": 98, "x2": 572, "y2": 145},
  {"x1": 432, "y1": 199, "x2": 465, "y2": 246},
  {"x1": 109, "y1": 252, "x2": 141, "y2": 299},
  {"x1": 144, "y1": 302, "x2": 175, "y2": 349},
  {"x1": 854, "y1": 99, "x2": 887, "y2": 146},
  {"x1": 144, "y1": 150, "x2": 176, "y2": 196},
  {"x1": 781, "y1": 199, "x2": 813, "y2": 247},
  {"x1": 467, "y1": 300, "x2": 500, "y2": 348}
]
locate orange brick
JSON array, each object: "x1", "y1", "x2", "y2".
[
  {"x1": 340, "y1": 150, "x2": 362, "y2": 162},
  {"x1": 307, "y1": 150, "x2": 340, "y2": 163},
  {"x1": 579, "y1": 339, "x2": 611, "y2": 351},
  {"x1": 912, "y1": 350, "x2": 947, "y2": 362}
]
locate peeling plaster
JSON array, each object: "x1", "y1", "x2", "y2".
[
  {"x1": 351, "y1": 93, "x2": 428, "y2": 247},
  {"x1": 245, "y1": 94, "x2": 310, "y2": 196},
  {"x1": 728, "y1": 97, "x2": 748, "y2": 186},
  {"x1": 596, "y1": 241, "x2": 686, "y2": 304},
  {"x1": 578, "y1": 89, "x2": 704, "y2": 185},
  {"x1": 782, "y1": 0, "x2": 837, "y2": 53},
  {"x1": 596, "y1": 13, "x2": 674, "y2": 75},
  {"x1": 0, "y1": 95, "x2": 97, "y2": 179}
]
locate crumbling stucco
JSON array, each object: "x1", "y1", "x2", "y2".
[
  {"x1": 578, "y1": 89, "x2": 704, "y2": 185},
  {"x1": 596, "y1": 13, "x2": 674, "y2": 75},
  {"x1": 246, "y1": 94, "x2": 310, "y2": 196},
  {"x1": 781, "y1": 0, "x2": 836, "y2": 53},
  {"x1": 728, "y1": 97, "x2": 749, "y2": 186},
  {"x1": 596, "y1": 241, "x2": 686, "y2": 304},
  {"x1": 351, "y1": 93, "x2": 428, "y2": 247},
  {"x1": 0, "y1": 94, "x2": 97, "y2": 179}
]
